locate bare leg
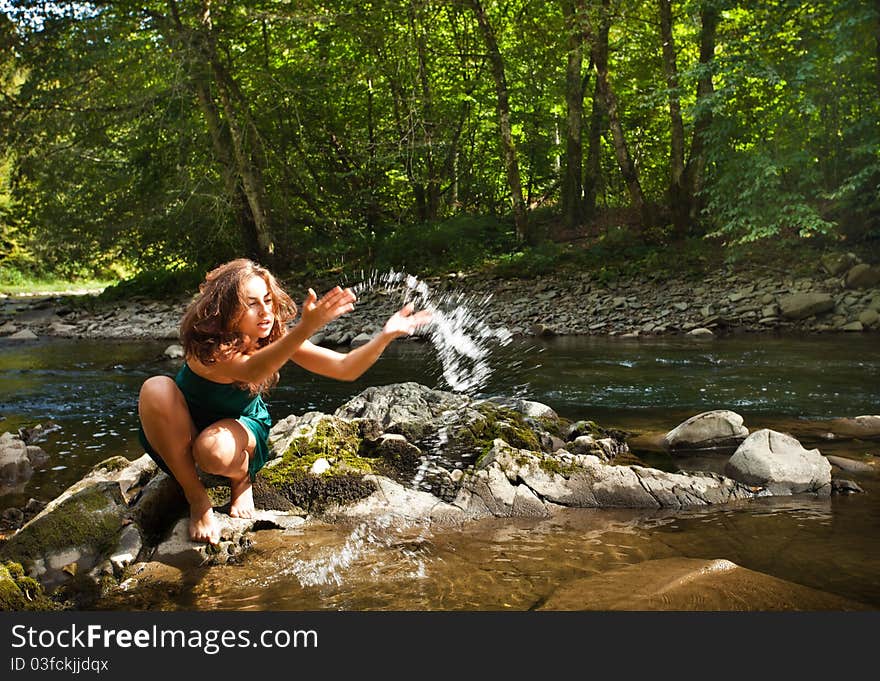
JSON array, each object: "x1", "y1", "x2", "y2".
[
  {"x1": 138, "y1": 376, "x2": 219, "y2": 544},
  {"x1": 192, "y1": 419, "x2": 256, "y2": 519}
]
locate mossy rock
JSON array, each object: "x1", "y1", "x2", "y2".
[
  {"x1": 0, "y1": 562, "x2": 62, "y2": 611},
  {"x1": 271, "y1": 472, "x2": 375, "y2": 514},
  {"x1": 259, "y1": 415, "x2": 378, "y2": 512},
  {"x1": 261, "y1": 416, "x2": 375, "y2": 487},
  {"x1": 90, "y1": 456, "x2": 132, "y2": 474},
  {"x1": 0, "y1": 481, "x2": 126, "y2": 576}
]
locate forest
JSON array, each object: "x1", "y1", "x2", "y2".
[{"x1": 1, "y1": 0, "x2": 878, "y2": 284}]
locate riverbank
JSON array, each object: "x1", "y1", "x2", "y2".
[{"x1": 0, "y1": 251, "x2": 878, "y2": 342}]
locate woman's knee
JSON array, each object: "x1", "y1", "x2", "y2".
[
  {"x1": 138, "y1": 376, "x2": 179, "y2": 412},
  {"x1": 193, "y1": 425, "x2": 247, "y2": 472}
]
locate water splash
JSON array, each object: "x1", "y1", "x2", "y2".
[
  {"x1": 349, "y1": 269, "x2": 513, "y2": 394},
  {"x1": 283, "y1": 515, "x2": 433, "y2": 588}
]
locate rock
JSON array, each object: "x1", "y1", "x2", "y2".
[
  {"x1": 687, "y1": 328, "x2": 714, "y2": 338},
  {"x1": 778, "y1": 293, "x2": 835, "y2": 320},
  {"x1": 538, "y1": 557, "x2": 870, "y2": 611},
  {"x1": 0, "y1": 321, "x2": 18, "y2": 334},
  {"x1": 0, "y1": 432, "x2": 34, "y2": 484},
  {"x1": 26, "y1": 445, "x2": 49, "y2": 468},
  {"x1": 842, "y1": 321, "x2": 863, "y2": 332},
  {"x1": 310, "y1": 458, "x2": 331, "y2": 475},
  {"x1": 350, "y1": 332, "x2": 372, "y2": 347},
  {"x1": 7, "y1": 329, "x2": 38, "y2": 340},
  {"x1": 163, "y1": 344, "x2": 184, "y2": 359},
  {"x1": 663, "y1": 410, "x2": 749, "y2": 452},
  {"x1": 826, "y1": 415, "x2": 880, "y2": 440},
  {"x1": 725, "y1": 429, "x2": 832, "y2": 495},
  {"x1": 858, "y1": 309, "x2": 879, "y2": 327},
  {"x1": 483, "y1": 396, "x2": 558, "y2": 420},
  {"x1": 332, "y1": 475, "x2": 466, "y2": 523},
  {"x1": 0, "y1": 480, "x2": 129, "y2": 588},
  {"x1": 831, "y1": 479, "x2": 865, "y2": 495},
  {"x1": 109, "y1": 524, "x2": 143, "y2": 576},
  {"x1": 1, "y1": 507, "x2": 25, "y2": 530},
  {"x1": 152, "y1": 515, "x2": 253, "y2": 568},
  {"x1": 821, "y1": 252, "x2": 860, "y2": 276},
  {"x1": 825, "y1": 455, "x2": 875, "y2": 474},
  {"x1": 844, "y1": 263, "x2": 880, "y2": 289}
]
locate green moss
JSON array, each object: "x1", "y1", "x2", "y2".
[
  {"x1": 260, "y1": 418, "x2": 374, "y2": 488},
  {"x1": 538, "y1": 457, "x2": 577, "y2": 478},
  {"x1": 91, "y1": 456, "x2": 131, "y2": 474},
  {"x1": 0, "y1": 562, "x2": 62, "y2": 611},
  {"x1": 468, "y1": 403, "x2": 542, "y2": 452},
  {"x1": 271, "y1": 471, "x2": 375, "y2": 514},
  {"x1": 0, "y1": 484, "x2": 124, "y2": 567},
  {"x1": 257, "y1": 417, "x2": 377, "y2": 512}
]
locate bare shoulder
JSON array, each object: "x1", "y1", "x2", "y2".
[{"x1": 185, "y1": 355, "x2": 238, "y2": 384}]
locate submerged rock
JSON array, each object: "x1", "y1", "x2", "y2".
[{"x1": 538, "y1": 557, "x2": 870, "y2": 611}]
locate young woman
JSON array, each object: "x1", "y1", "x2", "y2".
[{"x1": 137, "y1": 259, "x2": 430, "y2": 544}]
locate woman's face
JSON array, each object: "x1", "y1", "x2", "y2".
[{"x1": 237, "y1": 274, "x2": 275, "y2": 340}]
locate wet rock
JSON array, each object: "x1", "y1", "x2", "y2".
[
  {"x1": 538, "y1": 557, "x2": 870, "y2": 611},
  {"x1": 0, "y1": 480, "x2": 128, "y2": 588},
  {"x1": 825, "y1": 455, "x2": 875, "y2": 474},
  {"x1": 826, "y1": 415, "x2": 880, "y2": 440},
  {"x1": 831, "y1": 479, "x2": 865, "y2": 495},
  {"x1": 725, "y1": 429, "x2": 832, "y2": 496},
  {"x1": 0, "y1": 432, "x2": 34, "y2": 484},
  {"x1": 663, "y1": 410, "x2": 749, "y2": 452}
]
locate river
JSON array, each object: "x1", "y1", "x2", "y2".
[{"x1": 1, "y1": 334, "x2": 878, "y2": 610}]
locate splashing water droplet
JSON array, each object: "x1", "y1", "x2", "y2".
[{"x1": 349, "y1": 269, "x2": 512, "y2": 394}]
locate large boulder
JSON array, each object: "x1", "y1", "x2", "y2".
[
  {"x1": 725, "y1": 429, "x2": 831, "y2": 496},
  {"x1": 844, "y1": 263, "x2": 880, "y2": 289},
  {"x1": 663, "y1": 410, "x2": 749, "y2": 452}
]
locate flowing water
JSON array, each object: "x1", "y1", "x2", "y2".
[{"x1": 1, "y1": 331, "x2": 879, "y2": 610}]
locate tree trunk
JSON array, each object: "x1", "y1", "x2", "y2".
[
  {"x1": 659, "y1": 0, "x2": 689, "y2": 237},
  {"x1": 163, "y1": 1, "x2": 265, "y2": 259},
  {"x1": 468, "y1": 0, "x2": 529, "y2": 243},
  {"x1": 875, "y1": 0, "x2": 880, "y2": 96},
  {"x1": 561, "y1": 0, "x2": 585, "y2": 229},
  {"x1": 683, "y1": 2, "x2": 719, "y2": 225},
  {"x1": 584, "y1": 74, "x2": 604, "y2": 219},
  {"x1": 198, "y1": 6, "x2": 274, "y2": 261},
  {"x1": 593, "y1": 0, "x2": 648, "y2": 224}
]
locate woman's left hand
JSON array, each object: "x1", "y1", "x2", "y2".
[{"x1": 383, "y1": 303, "x2": 433, "y2": 339}]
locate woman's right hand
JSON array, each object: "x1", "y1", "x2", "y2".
[{"x1": 298, "y1": 286, "x2": 357, "y2": 333}]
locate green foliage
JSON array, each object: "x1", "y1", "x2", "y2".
[
  {"x1": 98, "y1": 267, "x2": 203, "y2": 301},
  {"x1": 0, "y1": 0, "x2": 877, "y2": 278},
  {"x1": 374, "y1": 214, "x2": 515, "y2": 274}
]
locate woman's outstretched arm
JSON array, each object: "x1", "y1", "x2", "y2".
[{"x1": 291, "y1": 304, "x2": 432, "y2": 381}]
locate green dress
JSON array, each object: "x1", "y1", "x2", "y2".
[{"x1": 138, "y1": 362, "x2": 272, "y2": 480}]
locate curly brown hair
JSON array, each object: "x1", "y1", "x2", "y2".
[{"x1": 180, "y1": 259, "x2": 297, "y2": 395}]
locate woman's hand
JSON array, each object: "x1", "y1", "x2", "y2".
[
  {"x1": 383, "y1": 303, "x2": 433, "y2": 339},
  {"x1": 299, "y1": 286, "x2": 357, "y2": 334}
]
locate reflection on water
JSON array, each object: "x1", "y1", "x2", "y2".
[
  {"x1": 135, "y1": 480, "x2": 877, "y2": 611},
  {"x1": 2, "y1": 334, "x2": 879, "y2": 610}
]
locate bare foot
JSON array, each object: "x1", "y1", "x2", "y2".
[
  {"x1": 189, "y1": 503, "x2": 221, "y2": 544},
  {"x1": 229, "y1": 476, "x2": 255, "y2": 519}
]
